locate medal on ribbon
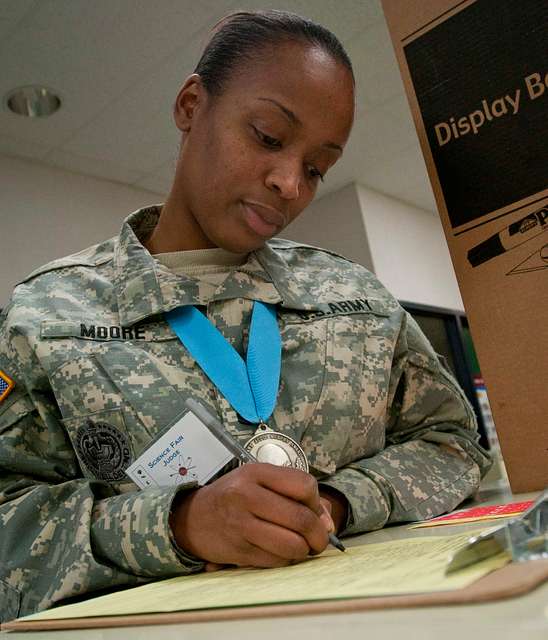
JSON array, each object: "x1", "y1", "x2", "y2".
[{"x1": 166, "y1": 301, "x2": 308, "y2": 471}]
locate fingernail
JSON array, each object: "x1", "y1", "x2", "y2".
[{"x1": 320, "y1": 512, "x2": 335, "y2": 533}]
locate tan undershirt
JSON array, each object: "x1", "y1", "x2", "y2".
[{"x1": 153, "y1": 247, "x2": 247, "y2": 298}]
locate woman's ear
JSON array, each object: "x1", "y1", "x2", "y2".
[{"x1": 174, "y1": 74, "x2": 204, "y2": 133}]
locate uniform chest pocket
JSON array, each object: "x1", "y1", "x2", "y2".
[
  {"x1": 48, "y1": 342, "x2": 189, "y2": 485},
  {"x1": 48, "y1": 353, "x2": 136, "y2": 486},
  {"x1": 298, "y1": 310, "x2": 397, "y2": 476}
]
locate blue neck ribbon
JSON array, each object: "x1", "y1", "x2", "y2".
[{"x1": 165, "y1": 301, "x2": 281, "y2": 424}]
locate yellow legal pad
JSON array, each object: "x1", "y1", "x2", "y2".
[{"x1": 21, "y1": 531, "x2": 509, "y2": 623}]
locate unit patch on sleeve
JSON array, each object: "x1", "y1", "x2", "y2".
[{"x1": 0, "y1": 370, "x2": 15, "y2": 404}]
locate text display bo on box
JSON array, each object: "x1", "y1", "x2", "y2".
[{"x1": 404, "y1": 0, "x2": 547, "y2": 232}]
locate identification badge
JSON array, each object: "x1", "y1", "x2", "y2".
[{"x1": 126, "y1": 410, "x2": 234, "y2": 489}]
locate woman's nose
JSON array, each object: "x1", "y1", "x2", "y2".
[{"x1": 265, "y1": 158, "x2": 302, "y2": 200}]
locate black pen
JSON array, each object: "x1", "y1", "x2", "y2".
[{"x1": 185, "y1": 398, "x2": 346, "y2": 552}]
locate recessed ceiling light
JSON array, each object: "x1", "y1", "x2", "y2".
[{"x1": 4, "y1": 85, "x2": 61, "y2": 117}]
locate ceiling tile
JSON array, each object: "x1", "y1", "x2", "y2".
[
  {"x1": 224, "y1": 0, "x2": 384, "y2": 44},
  {"x1": 316, "y1": 115, "x2": 383, "y2": 198},
  {"x1": 0, "y1": 1, "x2": 225, "y2": 148},
  {"x1": 359, "y1": 107, "x2": 418, "y2": 162},
  {"x1": 0, "y1": 0, "x2": 37, "y2": 42},
  {"x1": 345, "y1": 18, "x2": 405, "y2": 113},
  {"x1": 403, "y1": 183, "x2": 438, "y2": 213},
  {"x1": 0, "y1": 133, "x2": 51, "y2": 162},
  {"x1": 382, "y1": 90, "x2": 414, "y2": 124},
  {"x1": 359, "y1": 142, "x2": 436, "y2": 212},
  {"x1": 134, "y1": 174, "x2": 171, "y2": 197},
  {"x1": 55, "y1": 36, "x2": 201, "y2": 173},
  {"x1": 46, "y1": 149, "x2": 147, "y2": 185},
  {"x1": 134, "y1": 159, "x2": 177, "y2": 196}
]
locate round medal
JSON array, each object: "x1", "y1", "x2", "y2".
[{"x1": 243, "y1": 430, "x2": 309, "y2": 472}]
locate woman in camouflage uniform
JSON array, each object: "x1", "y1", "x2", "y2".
[{"x1": 0, "y1": 10, "x2": 490, "y2": 621}]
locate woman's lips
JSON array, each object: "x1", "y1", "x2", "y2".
[{"x1": 241, "y1": 201, "x2": 285, "y2": 238}]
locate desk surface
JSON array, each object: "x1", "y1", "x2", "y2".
[{"x1": 5, "y1": 487, "x2": 547, "y2": 640}]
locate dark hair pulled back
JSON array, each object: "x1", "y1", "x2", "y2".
[{"x1": 194, "y1": 9, "x2": 354, "y2": 97}]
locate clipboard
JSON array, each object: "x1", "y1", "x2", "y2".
[{"x1": 4, "y1": 559, "x2": 548, "y2": 632}]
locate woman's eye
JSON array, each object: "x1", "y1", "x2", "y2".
[
  {"x1": 307, "y1": 166, "x2": 325, "y2": 182},
  {"x1": 253, "y1": 127, "x2": 281, "y2": 149}
]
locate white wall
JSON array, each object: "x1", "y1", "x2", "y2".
[
  {"x1": 0, "y1": 154, "x2": 163, "y2": 306},
  {"x1": 283, "y1": 183, "x2": 374, "y2": 270},
  {"x1": 357, "y1": 185, "x2": 464, "y2": 311},
  {"x1": 287, "y1": 182, "x2": 464, "y2": 311}
]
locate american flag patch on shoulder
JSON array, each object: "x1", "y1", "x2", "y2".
[{"x1": 0, "y1": 370, "x2": 15, "y2": 403}]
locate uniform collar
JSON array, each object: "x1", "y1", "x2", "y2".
[{"x1": 114, "y1": 206, "x2": 317, "y2": 327}]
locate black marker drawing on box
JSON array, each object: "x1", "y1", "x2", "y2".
[
  {"x1": 507, "y1": 243, "x2": 548, "y2": 276},
  {"x1": 467, "y1": 204, "x2": 548, "y2": 268}
]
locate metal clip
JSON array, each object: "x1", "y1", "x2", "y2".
[{"x1": 446, "y1": 489, "x2": 547, "y2": 574}]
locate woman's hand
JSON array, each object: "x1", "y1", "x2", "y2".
[
  {"x1": 170, "y1": 464, "x2": 335, "y2": 568},
  {"x1": 319, "y1": 485, "x2": 348, "y2": 534}
]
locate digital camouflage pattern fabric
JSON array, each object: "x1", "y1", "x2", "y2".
[{"x1": 0, "y1": 206, "x2": 491, "y2": 621}]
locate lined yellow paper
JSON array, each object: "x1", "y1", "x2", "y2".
[{"x1": 23, "y1": 532, "x2": 509, "y2": 622}]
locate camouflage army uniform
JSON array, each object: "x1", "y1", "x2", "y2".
[{"x1": 0, "y1": 206, "x2": 491, "y2": 621}]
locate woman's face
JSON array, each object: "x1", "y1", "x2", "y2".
[{"x1": 173, "y1": 41, "x2": 355, "y2": 253}]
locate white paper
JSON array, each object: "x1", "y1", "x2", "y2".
[{"x1": 126, "y1": 411, "x2": 234, "y2": 489}]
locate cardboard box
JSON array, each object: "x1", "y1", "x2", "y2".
[{"x1": 381, "y1": 0, "x2": 547, "y2": 491}]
